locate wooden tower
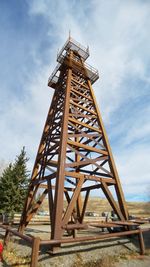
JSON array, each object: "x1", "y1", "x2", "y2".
[{"x1": 19, "y1": 37, "x2": 129, "y2": 249}]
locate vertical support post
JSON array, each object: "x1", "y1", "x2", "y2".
[
  {"x1": 31, "y1": 237, "x2": 40, "y2": 267},
  {"x1": 81, "y1": 190, "x2": 90, "y2": 223},
  {"x1": 138, "y1": 229, "x2": 145, "y2": 255},
  {"x1": 51, "y1": 52, "x2": 73, "y2": 248},
  {"x1": 47, "y1": 178, "x2": 54, "y2": 239},
  {"x1": 75, "y1": 135, "x2": 82, "y2": 222},
  {"x1": 73, "y1": 229, "x2": 76, "y2": 238},
  {"x1": 3, "y1": 229, "x2": 10, "y2": 246},
  {"x1": 86, "y1": 76, "x2": 128, "y2": 220}
]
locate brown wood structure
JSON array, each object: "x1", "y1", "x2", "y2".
[
  {"x1": 1, "y1": 37, "x2": 150, "y2": 267},
  {"x1": 18, "y1": 37, "x2": 136, "y2": 251}
]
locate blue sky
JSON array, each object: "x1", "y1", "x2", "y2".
[{"x1": 0, "y1": 0, "x2": 150, "y2": 202}]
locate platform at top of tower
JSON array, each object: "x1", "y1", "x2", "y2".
[
  {"x1": 57, "y1": 37, "x2": 89, "y2": 63},
  {"x1": 48, "y1": 37, "x2": 99, "y2": 88}
]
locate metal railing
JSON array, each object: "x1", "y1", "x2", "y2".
[
  {"x1": 48, "y1": 63, "x2": 60, "y2": 85},
  {"x1": 48, "y1": 54, "x2": 99, "y2": 86},
  {"x1": 57, "y1": 37, "x2": 89, "y2": 63},
  {"x1": 48, "y1": 38, "x2": 99, "y2": 86}
]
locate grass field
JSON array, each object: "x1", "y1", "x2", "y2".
[{"x1": 41, "y1": 197, "x2": 150, "y2": 218}]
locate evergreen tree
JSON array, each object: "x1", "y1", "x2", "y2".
[
  {"x1": 0, "y1": 163, "x2": 15, "y2": 215},
  {"x1": 0, "y1": 147, "x2": 29, "y2": 216}
]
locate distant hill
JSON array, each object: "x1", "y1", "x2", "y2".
[{"x1": 41, "y1": 197, "x2": 150, "y2": 218}]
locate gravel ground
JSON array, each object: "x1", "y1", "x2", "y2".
[{"x1": 0, "y1": 225, "x2": 150, "y2": 267}]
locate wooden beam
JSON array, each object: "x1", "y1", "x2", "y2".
[
  {"x1": 62, "y1": 178, "x2": 84, "y2": 227},
  {"x1": 70, "y1": 99, "x2": 97, "y2": 116},
  {"x1": 65, "y1": 171, "x2": 116, "y2": 184},
  {"x1": 67, "y1": 140, "x2": 108, "y2": 155},
  {"x1": 101, "y1": 181, "x2": 125, "y2": 221}
]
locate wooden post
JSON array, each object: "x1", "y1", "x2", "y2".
[
  {"x1": 138, "y1": 229, "x2": 145, "y2": 255},
  {"x1": 31, "y1": 237, "x2": 40, "y2": 267},
  {"x1": 4, "y1": 229, "x2": 10, "y2": 246}
]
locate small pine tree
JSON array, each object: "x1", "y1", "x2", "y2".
[
  {"x1": 0, "y1": 163, "x2": 15, "y2": 215},
  {"x1": 0, "y1": 147, "x2": 29, "y2": 216}
]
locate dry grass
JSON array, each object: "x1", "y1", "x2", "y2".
[
  {"x1": 1, "y1": 240, "x2": 30, "y2": 267},
  {"x1": 42, "y1": 197, "x2": 150, "y2": 218},
  {"x1": 84, "y1": 197, "x2": 150, "y2": 218},
  {"x1": 71, "y1": 254, "x2": 116, "y2": 267}
]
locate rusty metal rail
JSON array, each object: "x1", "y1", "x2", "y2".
[
  {"x1": 1, "y1": 225, "x2": 33, "y2": 243},
  {"x1": 0, "y1": 224, "x2": 149, "y2": 266},
  {"x1": 0, "y1": 225, "x2": 39, "y2": 267},
  {"x1": 40, "y1": 228, "x2": 147, "y2": 247}
]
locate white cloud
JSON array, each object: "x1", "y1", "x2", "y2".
[
  {"x1": 0, "y1": 63, "x2": 53, "y2": 162},
  {"x1": 115, "y1": 142, "x2": 150, "y2": 201}
]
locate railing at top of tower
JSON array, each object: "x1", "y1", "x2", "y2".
[
  {"x1": 57, "y1": 36, "x2": 90, "y2": 62},
  {"x1": 48, "y1": 37, "x2": 99, "y2": 88}
]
